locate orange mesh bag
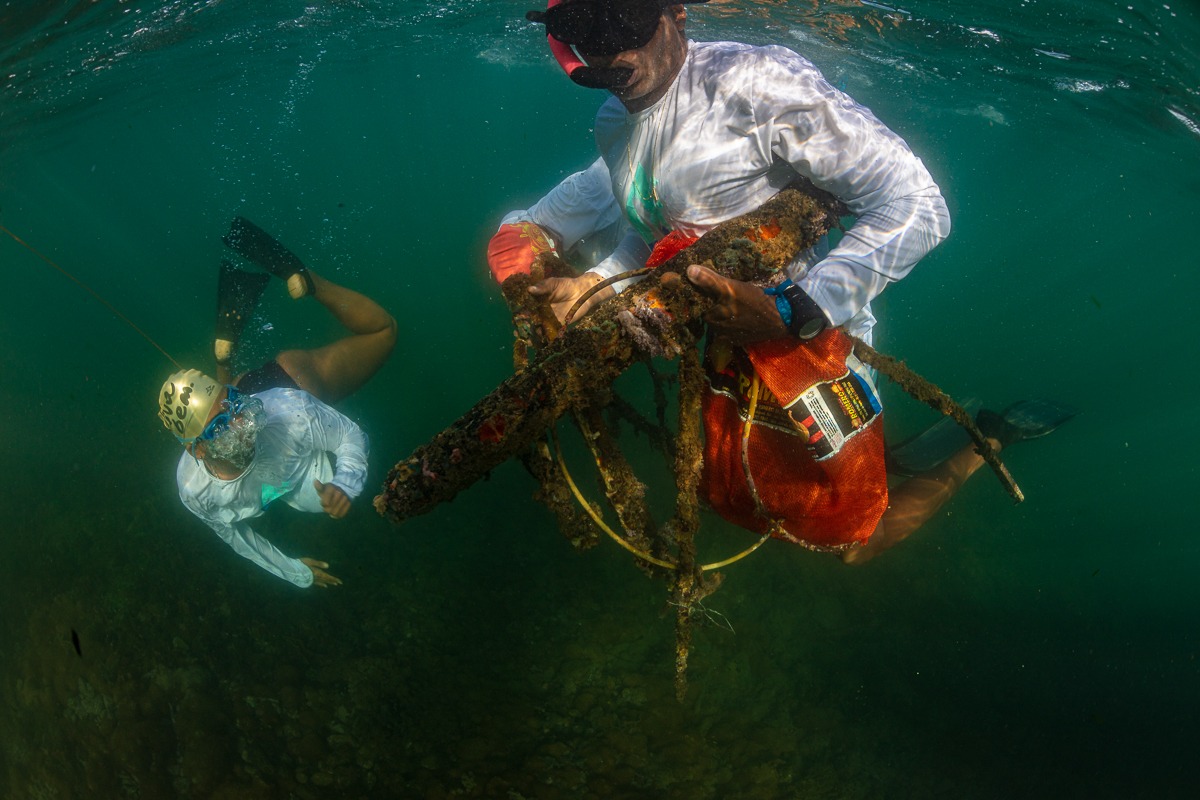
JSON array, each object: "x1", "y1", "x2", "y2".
[
  {"x1": 700, "y1": 330, "x2": 889, "y2": 550},
  {"x1": 645, "y1": 231, "x2": 888, "y2": 549}
]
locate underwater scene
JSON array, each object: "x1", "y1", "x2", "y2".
[{"x1": 2, "y1": 0, "x2": 1199, "y2": 797}]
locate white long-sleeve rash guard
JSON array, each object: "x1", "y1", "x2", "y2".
[
  {"x1": 587, "y1": 40, "x2": 952, "y2": 339},
  {"x1": 176, "y1": 387, "x2": 369, "y2": 588},
  {"x1": 499, "y1": 157, "x2": 643, "y2": 271}
]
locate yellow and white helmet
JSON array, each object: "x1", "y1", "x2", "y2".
[{"x1": 158, "y1": 369, "x2": 223, "y2": 442}]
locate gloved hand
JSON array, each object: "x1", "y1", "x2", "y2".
[
  {"x1": 486, "y1": 221, "x2": 559, "y2": 283},
  {"x1": 528, "y1": 271, "x2": 614, "y2": 324}
]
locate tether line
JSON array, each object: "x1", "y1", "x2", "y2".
[{"x1": 2, "y1": 223, "x2": 181, "y2": 368}]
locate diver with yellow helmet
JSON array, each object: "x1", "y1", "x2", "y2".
[{"x1": 158, "y1": 218, "x2": 396, "y2": 589}]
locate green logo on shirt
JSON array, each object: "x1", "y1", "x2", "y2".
[
  {"x1": 261, "y1": 481, "x2": 292, "y2": 509},
  {"x1": 625, "y1": 163, "x2": 668, "y2": 243}
]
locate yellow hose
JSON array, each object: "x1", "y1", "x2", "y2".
[{"x1": 551, "y1": 430, "x2": 771, "y2": 572}]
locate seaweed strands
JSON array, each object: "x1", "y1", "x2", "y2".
[{"x1": 666, "y1": 340, "x2": 718, "y2": 701}]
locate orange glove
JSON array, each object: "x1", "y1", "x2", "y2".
[{"x1": 486, "y1": 222, "x2": 558, "y2": 284}]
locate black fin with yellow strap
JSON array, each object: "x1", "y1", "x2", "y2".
[
  {"x1": 223, "y1": 216, "x2": 315, "y2": 299},
  {"x1": 215, "y1": 259, "x2": 270, "y2": 363}
]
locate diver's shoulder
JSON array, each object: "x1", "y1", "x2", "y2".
[
  {"x1": 596, "y1": 95, "x2": 625, "y2": 124},
  {"x1": 252, "y1": 386, "x2": 315, "y2": 413},
  {"x1": 176, "y1": 452, "x2": 214, "y2": 498},
  {"x1": 691, "y1": 40, "x2": 818, "y2": 77}
]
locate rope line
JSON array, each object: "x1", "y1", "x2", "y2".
[{"x1": 2, "y1": 223, "x2": 181, "y2": 368}]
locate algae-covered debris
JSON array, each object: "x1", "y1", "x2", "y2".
[{"x1": 374, "y1": 187, "x2": 843, "y2": 526}]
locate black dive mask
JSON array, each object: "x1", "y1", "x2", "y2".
[
  {"x1": 527, "y1": 0, "x2": 668, "y2": 57},
  {"x1": 526, "y1": 1, "x2": 707, "y2": 90}
]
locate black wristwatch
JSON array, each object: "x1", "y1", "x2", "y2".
[{"x1": 780, "y1": 283, "x2": 828, "y2": 340}]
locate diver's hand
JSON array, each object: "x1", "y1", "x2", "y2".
[
  {"x1": 662, "y1": 264, "x2": 789, "y2": 345},
  {"x1": 300, "y1": 558, "x2": 342, "y2": 588},
  {"x1": 313, "y1": 480, "x2": 351, "y2": 518},
  {"x1": 529, "y1": 271, "x2": 614, "y2": 324}
]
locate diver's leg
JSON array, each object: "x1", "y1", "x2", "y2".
[
  {"x1": 841, "y1": 437, "x2": 999, "y2": 565},
  {"x1": 274, "y1": 270, "x2": 397, "y2": 405},
  {"x1": 844, "y1": 399, "x2": 1077, "y2": 564}
]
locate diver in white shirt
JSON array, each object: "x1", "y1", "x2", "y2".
[
  {"x1": 158, "y1": 217, "x2": 396, "y2": 588},
  {"x1": 500, "y1": 1, "x2": 1073, "y2": 562}
]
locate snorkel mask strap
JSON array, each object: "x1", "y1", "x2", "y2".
[
  {"x1": 545, "y1": 0, "x2": 586, "y2": 77},
  {"x1": 535, "y1": 0, "x2": 635, "y2": 90}
]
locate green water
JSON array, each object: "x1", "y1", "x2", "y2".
[{"x1": 2, "y1": 1, "x2": 1198, "y2": 797}]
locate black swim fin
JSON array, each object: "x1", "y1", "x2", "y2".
[
  {"x1": 216, "y1": 259, "x2": 270, "y2": 350},
  {"x1": 887, "y1": 398, "x2": 980, "y2": 476},
  {"x1": 223, "y1": 216, "x2": 315, "y2": 299},
  {"x1": 888, "y1": 398, "x2": 1077, "y2": 476},
  {"x1": 977, "y1": 399, "x2": 1078, "y2": 449}
]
